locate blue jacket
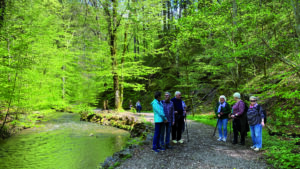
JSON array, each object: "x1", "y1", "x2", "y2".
[{"x1": 151, "y1": 99, "x2": 167, "y2": 123}]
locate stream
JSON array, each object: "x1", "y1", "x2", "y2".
[{"x1": 0, "y1": 113, "x2": 130, "y2": 169}]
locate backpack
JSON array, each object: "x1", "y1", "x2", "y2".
[
  {"x1": 257, "y1": 105, "x2": 267, "y2": 123},
  {"x1": 244, "y1": 104, "x2": 249, "y2": 115}
]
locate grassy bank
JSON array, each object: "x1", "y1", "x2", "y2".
[{"x1": 187, "y1": 114, "x2": 300, "y2": 169}]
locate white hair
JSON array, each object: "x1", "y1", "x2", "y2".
[
  {"x1": 165, "y1": 92, "x2": 171, "y2": 96},
  {"x1": 233, "y1": 92, "x2": 241, "y2": 99},
  {"x1": 175, "y1": 91, "x2": 181, "y2": 96},
  {"x1": 219, "y1": 95, "x2": 227, "y2": 102},
  {"x1": 249, "y1": 96, "x2": 257, "y2": 101}
]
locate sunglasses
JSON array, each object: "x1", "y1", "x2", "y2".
[{"x1": 250, "y1": 100, "x2": 256, "y2": 102}]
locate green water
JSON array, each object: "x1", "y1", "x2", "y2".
[{"x1": 0, "y1": 113, "x2": 130, "y2": 169}]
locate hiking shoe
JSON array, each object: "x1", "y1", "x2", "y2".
[
  {"x1": 166, "y1": 145, "x2": 173, "y2": 149},
  {"x1": 250, "y1": 146, "x2": 256, "y2": 149},
  {"x1": 222, "y1": 138, "x2": 227, "y2": 142},
  {"x1": 178, "y1": 139, "x2": 184, "y2": 144},
  {"x1": 232, "y1": 141, "x2": 238, "y2": 145},
  {"x1": 157, "y1": 147, "x2": 165, "y2": 151},
  {"x1": 152, "y1": 149, "x2": 160, "y2": 153},
  {"x1": 254, "y1": 148, "x2": 260, "y2": 151},
  {"x1": 217, "y1": 137, "x2": 222, "y2": 141},
  {"x1": 172, "y1": 140, "x2": 177, "y2": 144}
]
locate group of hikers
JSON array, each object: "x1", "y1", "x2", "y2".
[
  {"x1": 151, "y1": 91, "x2": 187, "y2": 153},
  {"x1": 151, "y1": 91, "x2": 265, "y2": 153},
  {"x1": 215, "y1": 92, "x2": 265, "y2": 151}
]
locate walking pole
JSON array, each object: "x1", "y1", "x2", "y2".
[
  {"x1": 185, "y1": 115, "x2": 189, "y2": 142},
  {"x1": 213, "y1": 118, "x2": 219, "y2": 137},
  {"x1": 229, "y1": 118, "x2": 232, "y2": 140}
]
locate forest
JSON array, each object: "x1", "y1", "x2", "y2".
[{"x1": 0, "y1": 0, "x2": 299, "y2": 168}]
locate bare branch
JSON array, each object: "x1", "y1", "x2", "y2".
[{"x1": 262, "y1": 38, "x2": 300, "y2": 71}]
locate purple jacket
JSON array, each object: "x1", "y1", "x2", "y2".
[
  {"x1": 161, "y1": 100, "x2": 175, "y2": 123},
  {"x1": 232, "y1": 100, "x2": 245, "y2": 116}
]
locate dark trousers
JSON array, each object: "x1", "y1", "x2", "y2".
[
  {"x1": 172, "y1": 114, "x2": 184, "y2": 141},
  {"x1": 233, "y1": 119, "x2": 246, "y2": 143},
  {"x1": 136, "y1": 106, "x2": 141, "y2": 113},
  {"x1": 153, "y1": 123, "x2": 162, "y2": 149},
  {"x1": 160, "y1": 122, "x2": 172, "y2": 146}
]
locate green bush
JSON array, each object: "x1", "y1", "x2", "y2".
[
  {"x1": 263, "y1": 134, "x2": 300, "y2": 168},
  {"x1": 130, "y1": 107, "x2": 137, "y2": 114}
]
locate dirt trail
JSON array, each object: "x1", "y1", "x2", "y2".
[{"x1": 118, "y1": 113, "x2": 269, "y2": 169}]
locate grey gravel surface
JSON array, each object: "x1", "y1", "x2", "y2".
[{"x1": 118, "y1": 113, "x2": 269, "y2": 169}]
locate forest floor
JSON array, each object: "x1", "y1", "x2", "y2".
[{"x1": 118, "y1": 113, "x2": 270, "y2": 169}]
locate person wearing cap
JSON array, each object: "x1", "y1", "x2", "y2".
[
  {"x1": 230, "y1": 92, "x2": 249, "y2": 145},
  {"x1": 214, "y1": 95, "x2": 231, "y2": 142},
  {"x1": 247, "y1": 96, "x2": 265, "y2": 151}
]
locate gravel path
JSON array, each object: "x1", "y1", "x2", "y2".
[{"x1": 118, "y1": 113, "x2": 269, "y2": 169}]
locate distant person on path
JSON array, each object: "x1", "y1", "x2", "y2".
[
  {"x1": 171, "y1": 91, "x2": 186, "y2": 144},
  {"x1": 129, "y1": 100, "x2": 133, "y2": 110},
  {"x1": 151, "y1": 92, "x2": 168, "y2": 153},
  {"x1": 136, "y1": 100, "x2": 142, "y2": 113},
  {"x1": 103, "y1": 100, "x2": 109, "y2": 110},
  {"x1": 160, "y1": 92, "x2": 175, "y2": 149},
  {"x1": 247, "y1": 96, "x2": 265, "y2": 151},
  {"x1": 230, "y1": 92, "x2": 249, "y2": 145},
  {"x1": 214, "y1": 95, "x2": 231, "y2": 142}
]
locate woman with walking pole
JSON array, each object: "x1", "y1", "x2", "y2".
[{"x1": 171, "y1": 91, "x2": 186, "y2": 144}]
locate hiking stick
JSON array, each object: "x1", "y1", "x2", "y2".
[
  {"x1": 229, "y1": 119, "x2": 232, "y2": 140},
  {"x1": 185, "y1": 116, "x2": 189, "y2": 142},
  {"x1": 213, "y1": 119, "x2": 219, "y2": 137}
]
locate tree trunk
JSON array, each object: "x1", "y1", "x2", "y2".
[
  {"x1": 108, "y1": 0, "x2": 121, "y2": 110},
  {"x1": 167, "y1": 0, "x2": 171, "y2": 30},
  {"x1": 137, "y1": 38, "x2": 139, "y2": 54},
  {"x1": 232, "y1": 0, "x2": 237, "y2": 25},
  {"x1": 134, "y1": 36, "x2": 136, "y2": 55},
  {"x1": 120, "y1": 24, "x2": 128, "y2": 108},
  {"x1": 294, "y1": 0, "x2": 300, "y2": 38},
  {"x1": 179, "y1": 0, "x2": 182, "y2": 18},
  {"x1": 0, "y1": 0, "x2": 6, "y2": 29},
  {"x1": 62, "y1": 66, "x2": 65, "y2": 99},
  {"x1": 0, "y1": 72, "x2": 18, "y2": 132},
  {"x1": 163, "y1": 0, "x2": 167, "y2": 31},
  {"x1": 292, "y1": 0, "x2": 300, "y2": 53},
  {"x1": 232, "y1": 0, "x2": 239, "y2": 88}
]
